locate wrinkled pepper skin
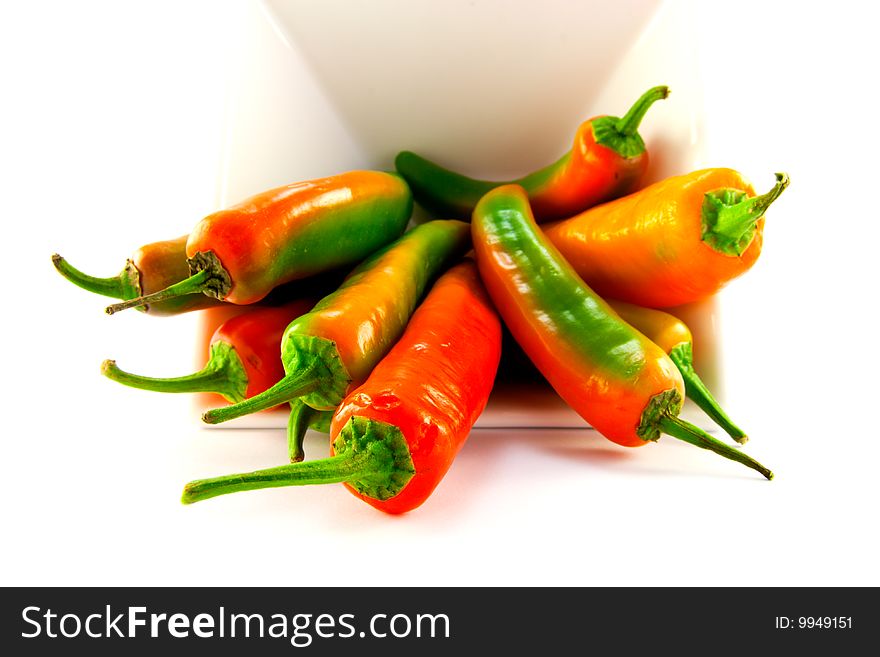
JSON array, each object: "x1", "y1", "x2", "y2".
[
  {"x1": 187, "y1": 170, "x2": 413, "y2": 304},
  {"x1": 395, "y1": 86, "x2": 668, "y2": 222},
  {"x1": 52, "y1": 235, "x2": 223, "y2": 315},
  {"x1": 542, "y1": 169, "x2": 789, "y2": 308},
  {"x1": 472, "y1": 185, "x2": 683, "y2": 446},
  {"x1": 331, "y1": 261, "x2": 502, "y2": 513},
  {"x1": 470, "y1": 185, "x2": 773, "y2": 481},
  {"x1": 181, "y1": 261, "x2": 502, "y2": 512}
]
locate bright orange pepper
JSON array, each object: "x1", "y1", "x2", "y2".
[{"x1": 543, "y1": 169, "x2": 789, "y2": 308}]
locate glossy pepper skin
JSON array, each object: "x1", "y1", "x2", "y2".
[
  {"x1": 52, "y1": 236, "x2": 223, "y2": 315},
  {"x1": 606, "y1": 299, "x2": 747, "y2": 444},
  {"x1": 472, "y1": 185, "x2": 772, "y2": 478},
  {"x1": 542, "y1": 169, "x2": 789, "y2": 308},
  {"x1": 395, "y1": 86, "x2": 668, "y2": 222},
  {"x1": 105, "y1": 171, "x2": 413, "y2": 314},
  {"x1": 201, "y1": 220, "x2": 472, "y2": 460},
  {"x1": 181, "y1": 261, "x2": 502, "y2": 513},
  {"x1": 100, "y1": 300, "x2": 313, "y2": 404}
]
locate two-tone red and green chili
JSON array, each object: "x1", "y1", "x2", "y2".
[
  {"x1": 105, "y1": 170, "x2": 413, "y2": 314},
  {"x1": 395, "y1": 86, "x2": 668, "y2": 221},
  {"x1": 471, "y1": 184, "x2": 772, "y2": 478}
]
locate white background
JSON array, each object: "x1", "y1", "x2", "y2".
[{"x1": 1, "y1": 0, "x2": 879, "y2": 586}]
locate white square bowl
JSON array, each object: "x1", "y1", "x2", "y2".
[{"x1": 198, "y1": 0, "x2": 734, "y2": 428}]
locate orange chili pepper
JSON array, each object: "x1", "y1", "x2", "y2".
[{"x1": 542, "y1": 169, "x2": 789, "y2": 308}]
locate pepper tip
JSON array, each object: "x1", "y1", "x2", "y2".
[{"x1": 180, "y1": 485, "x2": 196, "y2": 505}]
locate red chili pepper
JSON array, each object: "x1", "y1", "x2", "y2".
[
  {"x1": 181, "y1": 261, "x2": 502, "y2": 513},
  {"x1": 542, "y1": 169, "x2": 789, "y2": 308},
  {"x1": 395, "y1": 86, "x2": 668, "y2": 221},
  {"x1": 100, "y1": 300, "x2": 314, "y2": 404},
  {"x1": 105, "y1": 171, "x2": 412, "y2": 314},
  {"x1": 472, "y1": 185, "x2": 773, "y2": 478}
]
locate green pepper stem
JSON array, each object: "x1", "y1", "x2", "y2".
[
  {"x1": 287, "y1": 401, "x2": 320, "y2": 463},
  {"x1": 202, "y1": 362, "x2": 322, "y2": 424},
  {"x1": 105, "y1": 269, "x2": 212, "y2": 315},
  {"x1": 709, "y1": 173, "x2": 790, "y2": 251},
  {"x1": 52, "y1": 254, "x2": 132, "y2": 299},
  {"x1": 102, "y1": 359, "x2": 230, "y2": 396},
  {"x1": 658, "y1": 415, "x2": 773, "y2": 480},
  {"x1": 289, "y1": 403, "x2": 335, "y2": 461},
  {"x1": 101, "y1": 341, "x2": 248, "y2": 404},
  {"x1": 181, "y1": 449, "x2": 377, "y2": 504},
  {"x1": 615, "y1": 86, "x2": 670, "y2": 136},
  {"x1": 668, "y1": 344, "x2": 747, "y2": 444}
]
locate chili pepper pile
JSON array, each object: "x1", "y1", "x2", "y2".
[{"x1": 54, "y1": 85, "x2": 788, "y2": 514}]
